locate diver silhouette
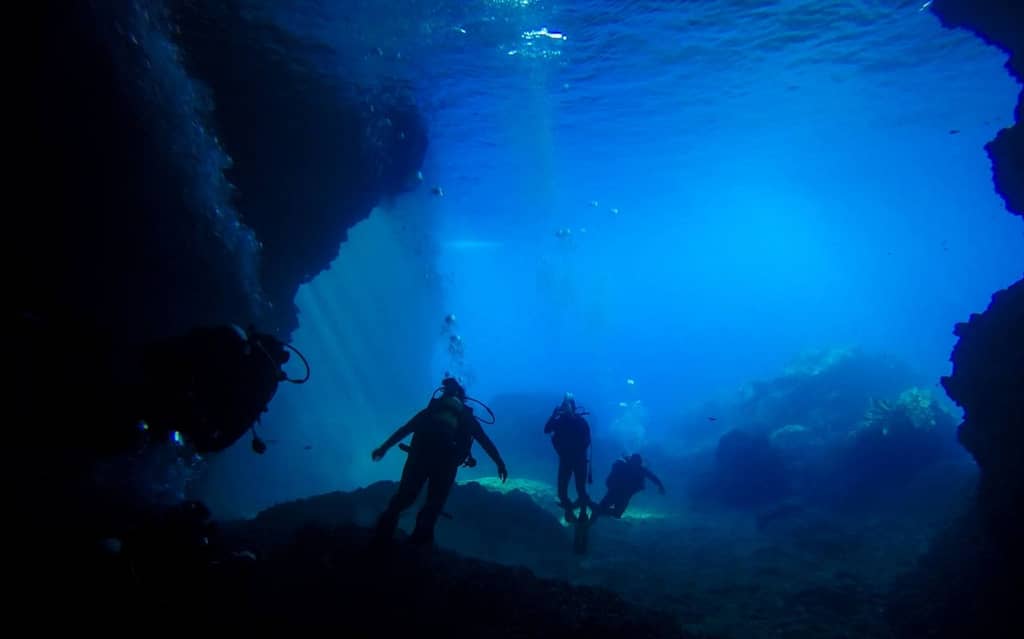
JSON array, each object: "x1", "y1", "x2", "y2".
[
  {"x1": 544, "y1": 392, "x2": 592, "y2": 522},
  {"x1": 371, "y1": 377, "x2": 507, "y2": 546},
  {"x1": 594, "y1": 454, "x2": 664, "y2": 520}
]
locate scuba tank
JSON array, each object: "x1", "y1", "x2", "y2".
[
  {"x1": 418, "y1": 376, "x2": 496, "y2": 467},
  {"x1": 137, "y1": 324, "x2": 310, "y2": 454}
]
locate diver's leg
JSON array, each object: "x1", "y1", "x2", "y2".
[
  {"x1": 572, "y1": 454, "x2": 591, "y2": 507},
  {"x1": 410, "y1": 462, "x2": 458, "y2": 545},
  {"x1": 556, "y1": 456, "x2": 572, "y2": 507},
  {"x1": 374, "y1": 455, "x2": 427, "y2": 541},
  {"x1": 556, "y1": 456, "x2": 579, "y2": 522},
  {"x1": 596, "y1": 489, "x2": 626, "y2": 519},
  {"x1": 610, "y1": 492, "x2": 633, "y2": 519}
]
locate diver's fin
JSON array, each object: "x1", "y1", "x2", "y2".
[{"x1": 573, "y1": 510, "x2": 590, "y2": 555}]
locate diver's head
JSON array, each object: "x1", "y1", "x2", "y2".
[
  {"x1": 628, "y1": 453, "x2": 643, "y2": 466},
  {"x1": 441, "y1": 376, "x2": 467, "y2": 402},
  {"x1": 561, "y1": 392, "x2": 576, "y2": 415}
]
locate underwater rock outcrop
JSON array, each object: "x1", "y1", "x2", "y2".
[
  {"x1": 838, "y1": 387, "x2": 962, "y2": 494},
  {"x1": 26, "y1": 0, "x2": 428, "y2": 555},
  {"x1": 885, "y1": 3, "x2": 1024, "y2": 636},
  {"x1": 688, "y1": 349, "x2": 961, "y2": 509},
  {"x1": 734, "y1": 347, "x2": 918, "y2": 440},
  {"x1": 931, "y1": 0, "x2": 1024, "y2": 559},
  {"x1": 933, "y1": 0, "x2": 1024, "y2": 222},
  {"x1": 940, "y1": 280, "x2": 1024, "y2": 552},
  {"x1": 225, "y1": 480, "x2": 572, "y2": 567},
  {"x1": 28, "y1": 0, "x2": 427, "y2": 348},
  {"x1": 706, "y1": 429, "x2": 789, "y2": 507},
  {"x1": 937, "y1": 0, "x2": 1024, "y2": 558},
  {"x1": 167, "y1": 0, "x2": 428, "y2": 338},
  {"x1": 78, "y1": 486, "x2": 688, "y2": 637}
]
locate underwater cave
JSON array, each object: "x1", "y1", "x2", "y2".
[{"x1": 22, "y1": 0, "x2": 1022, "y2": 636}]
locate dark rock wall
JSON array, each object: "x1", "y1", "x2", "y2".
[
  {"x1": 941, "y1": 281, "x2": 1024, "y2": 547},
  {"x1": 886, "y1": 2, "x2": 1024, "y2": 636},
  {"x1": 932, "y1": 0, "x2": 1023, "y2": 223},
  {"x1": 931, "y1": 0, "x2": 1024, "y2": 556},
  {"x1": 168, "y1": 0, "x2": 428, "y2": 338},
  {"x1": 21, "y1": 0, "x2": 428, "y2": 536},
  {"x1": 23, "y1": 0, "x2": 427, "y2": 352}
]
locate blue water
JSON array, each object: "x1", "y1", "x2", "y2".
[{"x1": 195, "y1": 0, "x2": 1022, "y2": 513}]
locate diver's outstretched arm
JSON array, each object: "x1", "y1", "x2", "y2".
[
  {"x1": 644, "y1": 468, "x2": 665, "y2": 494},
  {"x1": 372, "y1": 411, "x2": 424, "y2": 460},
  {"x1": 472, "y1": 423, "x2": 508, "y2": 482}
]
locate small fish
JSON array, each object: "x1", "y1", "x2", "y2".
[
  {"x1": 949, "y1": 129, "x2": 960, "y2": 135},
  {"x1": 626, "y1": 378, "x2": 635, "y2": 385},
  {"x1": 303, "y1": 445, "x2": 312, "y2": 450},
  {"x1": 610, "y1": 207, "x2": 620, "y2": 215},
  {"x1": 708, "y1": 417, "x2": 718, "y2": 422},
  {"x1": 431, "y1": 186, "x2": 444, "y2": 196},
  {"x1": 589, "y1": 200, "x2": 599, "y2": 207}
]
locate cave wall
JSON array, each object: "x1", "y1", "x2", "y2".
[
  {"x1": 931, "y1": 0, "x2": 1024, "y2": 550},
  {"x1": 885, "y1": 2, "x2": 1024, "y2": 636},
  {"x1": 24, "y1": 0, "x2": 427, "y2": 353},
  {"x1": 20, "y1": 0, "x2": 429, "y2": 515},
  {"x1": 933, "y1": 0, "x2": 1024, "y2": 223},
  {"x1": 167, "y1": 0, "x2": 428, "y2": 338}
]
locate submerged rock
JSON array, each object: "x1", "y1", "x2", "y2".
[
  {"x1": 838, "y1": 387, "x2": 962, "y2": 493},
  {"x1": 887, "y1": 2, "x2": 1024, "y2": 636},
  {"x1": 708, "y1": 429, "x2": 789, "y2": 507},
  {"x1": 75, "y1": 487, "x2": 690, "y2": 637},
  {"x1": 941, "y1": 280, "x2": 1024, "y2": 548}
]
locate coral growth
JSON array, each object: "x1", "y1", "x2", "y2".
[
  {"x1": 690, "y1": 350, "x2": 962, "y2": 509},
  {"x1": 858, "y1": 388, "x2": 955, "y2": 435},
  {"x1": 839, "y1": 387, "x2": 962, "y2": 496}
]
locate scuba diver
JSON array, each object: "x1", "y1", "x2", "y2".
[
  {"x1": 371, "y1": 376, "x2": 508, "y2": 547},
  {"x1": 133, "y1": 323, "x2": 309, "y2": 455},
  {"x1": 544, "y1": 392, "x2": 592, "y2": 523},
  {"x1": 594, "y1": 453, "x2": 664, "y2": 520}
]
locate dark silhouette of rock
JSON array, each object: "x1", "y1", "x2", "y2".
[
  {"x1": 708, "y1": 429, "x2": 789, "y2": 507},
  {"x1": 224, "y1": 480, "x2": 571, "y2": 566},
  {"x1": 75, "y1": 488, "x2": 691, "y2": 637},
  {"x1": 885, "y1": 3, "x2": 1024, "y2": 636},
  {"x1": 26, "y1": 1, "x2": 427, "y2": 349},
  {"x1": 941, "y1": 280, "x2": 1024, "y2": 548},
  {"x1": 168, "y1": 0, "x2": 428, "y2": 337},
  {"x1": 933, "y1": 0, "x2": 1024, "y2": 222},
  {"x1": 22, "y1": 0, "x2": 429, "y2": 568}
]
